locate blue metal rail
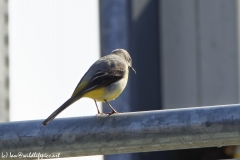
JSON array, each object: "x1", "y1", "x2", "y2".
[{"x1": 1, "y1": 104, "x2": 240, "y2": 158}]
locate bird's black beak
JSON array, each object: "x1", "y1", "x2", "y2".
[{"x1": 129, "y1": 66, "x2": 136, "y2": 74}]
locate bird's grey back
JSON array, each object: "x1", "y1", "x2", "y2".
[{"x1": 79, "y1": 53, "x2": 127, "y2": 84}]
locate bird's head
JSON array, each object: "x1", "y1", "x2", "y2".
[{"x1": 111, "y1": 48, "x2": 136, "y2": 74}]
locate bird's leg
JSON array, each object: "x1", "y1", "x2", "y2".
[
  {"x1": 104, "y1": 99, "x2": 118, "y2": 115},
  {"x1": 94, "y1": 100, "x2": 101, "y2": 114}
]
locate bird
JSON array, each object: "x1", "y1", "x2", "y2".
[{"x1": 42, "y1": 49, "x2": 135, "y2": 126}]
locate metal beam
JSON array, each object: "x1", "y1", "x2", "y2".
[
  {"x1": 0, "y1": 0, "x2": 9, "y2": 122},
  {"x1": 1, "y1": 104, "x2": 240, "y2": 158}
]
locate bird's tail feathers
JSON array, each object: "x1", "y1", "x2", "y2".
[{"x1": 42, "y1": 96, "x2": 79, "y2": 126}]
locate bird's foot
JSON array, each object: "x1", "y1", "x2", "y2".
[
  {"x1": 96, "y1": 112, "x2": 109, "y2": 118},
  {"x1": 96, "y1": 111, "x2": 122, "y2": 117},
  {"x1": 106, "y1": 110, "x2": 118, "y2": 115}
]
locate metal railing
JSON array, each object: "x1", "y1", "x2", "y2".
[{"x1": 1, "y1": 104, "x2": 240, "y2": 158}]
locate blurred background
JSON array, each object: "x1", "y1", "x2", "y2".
[{"x1": 0, "y1": 0, "x2": 240, "y2": 159}]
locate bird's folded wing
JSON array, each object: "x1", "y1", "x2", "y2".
[{"x1": 71, "y1": 69, "x2": 125, "y2": 97}]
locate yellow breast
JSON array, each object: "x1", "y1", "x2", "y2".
[
  {"x1": 82, "y1": 87, "x2": 106, "y2": 102},
  {"x1": 82, "y1": 74, "x2": 128, "y2": 102}
]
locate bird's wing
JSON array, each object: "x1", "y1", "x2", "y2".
[
  {"x1": 42, "y1": 68, "x2": 125, "y2": 126},
  {"x1": 71, "y1": 68, "x2": 125, "y2": 97},
  {"x1": 71, "y1": 69, "x2": 91, "y2": 97}
]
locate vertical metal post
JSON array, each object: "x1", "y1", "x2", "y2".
[
  {"x1": 99, "y1": 0, "x2": 131, "y2": 113},
  {"x1": 99, "y1": 0, "x2": 132, "y2": 159},
  {"x1": 0, "y1": 0, "x2": 9, "y2": 122}
]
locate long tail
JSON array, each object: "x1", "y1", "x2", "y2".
[{"x1": 42, "y1": 96, "x2": 79, "y2": 126}]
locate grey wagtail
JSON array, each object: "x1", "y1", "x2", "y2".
[{"x1": 42, "y1": 49, "x2": 135, "y2": 126}]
